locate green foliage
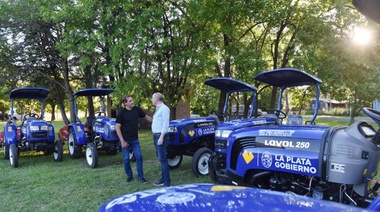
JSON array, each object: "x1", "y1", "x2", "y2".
[{"x1": 1, "y1": 0, "x2": 380, "y2": 122}]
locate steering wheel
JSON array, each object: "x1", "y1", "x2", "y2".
[
  {"x1": 24, "y1": 113, "x2": 40, "y2": 119},
  {"x1": 265, "y1": 109, "x2": 287, "y2": 119},
  {"x1": 211, "y1": 110, "x2": 225, "y2": 119},
  {"x1": 97, "y1": 111, "x2": 106, "y2": 116},
  {"x1": 362, "y1": 107, "x2": 380, "y2": 125}
]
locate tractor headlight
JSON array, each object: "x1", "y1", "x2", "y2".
[
  {"x1": 110, "y1": 125, "x2": 116, "y2": 131},
  {"x1": 105, "y1": 125, "x2": 109, "y2": 138},
  {"x1": 41, "y1": 126, "x2": 48, "y2": 130},
  {"x1": 30, "y1": 126, "x2": 39, "y2": 131},
  {"x1": 168, "y1": 126, "x2": 177, "y2": 133},
  {"x1": 215, "y1": 130, "x2": 232, "y2": 138}
]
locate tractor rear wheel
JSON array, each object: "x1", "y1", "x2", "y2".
[
  {"x1": 68, "y1": 127, "x2": 82, "y2": 159},
  {"x1": 3, "y1": 144, "x2": 9, "y2": 159}
]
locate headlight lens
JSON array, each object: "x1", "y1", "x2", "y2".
[
  {"x1": 41, "y1": 126, "x2": 48, "y2": 130},
  {"x1": 30, "y1": 126, "x2": 39, "y2": 131},
  {"x1": 215, "y1": 130, "x2": 232, "y2": 138},
  {"x1": 168, "y1": 126, "x2": 177, "y2": 133},
  {"x1": 105, "y1": 126, "x2": 109, "y2": 138},
  {"x1": 110, "y1": 125, "x2": 116, "y2": 131}
]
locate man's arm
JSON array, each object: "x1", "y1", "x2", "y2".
[
  {"x1": 145, "y1": 114, "x2": 152, "y2": 122},
  {"x1": 116, "y1": 123, "x2": 128, "y2": 148}
]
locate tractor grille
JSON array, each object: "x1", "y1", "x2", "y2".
[
  {"x1": 169, "y1": 134, "x2": 176, "y2": 143},
  {"x1": 231, "y1": 137, "x2": 256, "y2": 170},
  {"x1": 215, "y1": 139, "x2": 227, "y2": 149},
  {"x1": 31, "y1": 132, "x2": 48, "y2": 138}
]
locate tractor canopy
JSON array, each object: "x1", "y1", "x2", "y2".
[
  {"x1": 204, "y1": 77, "x2": 257, "y2": 92},
  {"x1": 254, "y1": 67, "x2": 322, "y2": 88},
  {"x1": 10, "y1": 87, "x2": 50, "y2": 99},
  {"x1": 73, "y1": 88, "x2": 115, "y2": 97},
  {"x1": 353, "y1": 0, "x2": 380, "y2": 24}
]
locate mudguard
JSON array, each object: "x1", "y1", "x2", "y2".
[
  {"x1": 98, "y1": 183, "x2": 369, "y2": 211},
  {"x1": 48, "y1": 123, "x2": 55, "y2": 143},
  {"x1": 3, "y1": 124, "x2": 17, "y2": 145},
  {"x1": 69, "y1": 123, "x2": 86, "y2": 145}
]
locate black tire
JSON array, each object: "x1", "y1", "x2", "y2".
[
  {"x1": 106, "y1": 143, "x2": 118, "y2": 155},
  {"x1": 208, "y1": 154, "x2": 218, "y2": 183},
  {"x1": 191, "y1": 147, "x2": 213, "y2": 177},
  {"x1": 68, "y1": 127, "x2": 82, "y2": 159},
  {"x1": 3, "y1": 144, "x2": 9, "y2": 159},
  {"x1": 54, "y1": 140, "x2": 64, "y2": 162},
  {"x1": 167, "y1": 154, "x2": 183, "y2": 170},
  {"x1": 9, "y1": 144, "x2": 18, "y2": 168},
  {"x1": 129, "y1": 148, "x2": 136, "y2": 162},
  {"x1": 86, "y1": 143, "x2": 98, "y2": 168}
]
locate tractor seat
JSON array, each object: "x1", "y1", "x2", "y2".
[
  {"x1": 286, "y1": 115, "x2": 303, "y2": 125},
  {"x1": 85, "y1": 116, "x2": 96, "y2": 127}
]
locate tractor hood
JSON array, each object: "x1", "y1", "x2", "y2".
[
  {"x1": 98, "y1": 183, "x2": 366, "y2": 211},
  {"x1": 255, "y1": 68, "x2": 322, "y2": 88},
  {"x1": 216, "y1": 117, "x2": 279, "y2": 132},
  {"x1": 169, "y1": 117, "x2": 217, "y2": 127},
  {"x1": 230, "y1": 125, "x2": 330, "y2": 140},
  {"x1": 10, "y1": 87, "x2": 50, "y2": 99},
  {"x1": 73, "y1": 88, "x2": 115, "y2": 97},
  {"x1": 204, "y1": 77, "x2": 257, "y2": 92},
  {"x1": 353, "y1": 0, "x2": 380, "y2": 24}
]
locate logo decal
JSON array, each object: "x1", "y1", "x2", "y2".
[
  {"x1": 242, "y1": 151, "x2": 254, "y2": 164},
  {"x1": 198, "y1": 129, "x2": 203, "y2": 136},
  {"x1": 261, "y1": 151, "x2": 272, "y2": 168},
  {"x1": 156, "y1": 192, "x2": 196, "y2": 204},
  {"x1": 188, "y1": 130, "x2": 195, "y2": 137}
]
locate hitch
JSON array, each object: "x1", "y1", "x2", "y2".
[{"x1": 368, "y1": 180, "x2": 380, "y2": 199}]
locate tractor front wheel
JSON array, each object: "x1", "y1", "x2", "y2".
[
  {"x1": 191, "y1": 147, "x2": 213, "y2": 177},
  {"x1": 9, "y1": 144, "x2": 19, "y2": 168},
  {"x1": 54, "y1": 140, "x2": 64, "y2": 162},
  {"x1": 86, "y1": 143, "x2": 98, "y2": 168},
  {"x1": 167, "y1": 154, "x2": 183, "y2": 170}
]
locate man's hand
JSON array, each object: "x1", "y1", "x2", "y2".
[
  {"x1": 121, "y1": 141, "x2": 129, "y2": 149},
  {"x1": 157, "y1": 137, "x2": 163, "y2": 145}
]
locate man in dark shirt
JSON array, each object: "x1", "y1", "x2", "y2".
[{"x1": 116, "y1": 95, "x2": 152, "y2": 183}]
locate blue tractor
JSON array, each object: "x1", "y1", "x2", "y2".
[
  {"x1": 1, "y1": 87, "x2": 62, "y2": 168},
  {"x1": 61, "y1": 88, "x2": 120, "y2": 168},
  {"x1": 167, "y1": 77, "x2": 274, "y2": 176},
  {"x1": 210, "y1": 68, "x2": 380, "y2": 209}
]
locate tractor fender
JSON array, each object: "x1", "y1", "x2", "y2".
[
  {"x1": 68, "y1": 123, "x2": 86, "y2": 145},
  {"x1": 4, "y1": 124, "x2": 17, "y2": 145},
  {"x1": 48, "y1": 123, "x2": 55, "y2": 143}
]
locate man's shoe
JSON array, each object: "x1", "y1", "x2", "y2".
[
  {"x1": 153, "y1": 181, "x2": 164, "y2": 186},
  {"x1": 138, "y1": 178, "x2": 149, "y2": 183},
  {"x1": 126, "y1": 177, "x2": 134, "y2": 183}
]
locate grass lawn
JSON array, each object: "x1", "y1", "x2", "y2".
[
  {"x1": 0, "y1": 121, "x2": 212, "y2": 212},
  {"x1": 0, "y1": 116, "x2": 376, "y2": 211}
]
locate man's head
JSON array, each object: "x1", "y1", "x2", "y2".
[
  {"x1": 152, "y1": 92, "x2": 163, "y2": 106},
  {"x1": 122, "y1": 95, "x2": 134, "y2": 109}
]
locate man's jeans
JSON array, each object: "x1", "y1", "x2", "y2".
[
  {"x1": 153, "y1": 134, "x2": 170, "y2": 186},
  {"x1": 121, "y1": 139, "x2": 144, "y2": 180}
]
